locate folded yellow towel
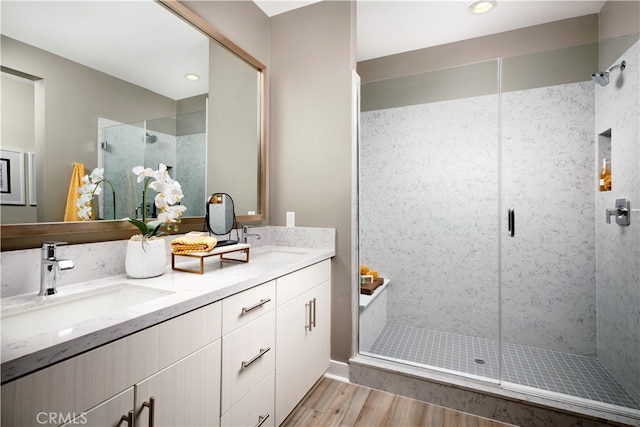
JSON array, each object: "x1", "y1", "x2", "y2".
[{"x1": 171, "y1": 236, "x2": 218, "y2": 254}]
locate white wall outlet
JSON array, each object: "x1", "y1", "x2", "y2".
[{"x1": 286, "y1": 211, "x2": 295, "y2": 227}]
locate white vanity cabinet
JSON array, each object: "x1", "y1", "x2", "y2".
[
  {"x1": 1, "y1": 254, "x2": 334, "y2": 427},
  {"x1": 1, "y1": 302, "x2": 222, "y2": 427},
  {"x1": 275, "y1": 260, "x2": 331, "y2": 426},
  {"x1": 221, "y1": 280, "x2": 276, "y2": 427}
]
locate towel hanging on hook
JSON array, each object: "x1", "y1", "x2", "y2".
[{"x1": 63, "y1": 162, "x2": 88, "y2": 221}]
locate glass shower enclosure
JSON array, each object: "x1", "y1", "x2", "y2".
[
  {"x1": 99, "y1": 110, "x2": 207, "y2": 220},
  {"x1": 358, "y1": 33, "x2": 640, "y2": 417}
]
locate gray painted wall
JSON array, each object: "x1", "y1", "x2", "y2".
[
  {"x1": 1, "y1": 73, "x2": 38, "y2": 223},
  {"x1": 269, "y1": 1, "x2": 356, "y2": 363},
  {"x1": 357, "y1": 14, "x2": 599, "y2": 84},
  {"x1": 182, "y1": 0, "x2": 269, "y2": 68}
]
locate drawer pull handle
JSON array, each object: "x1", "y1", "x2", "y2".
[
  {"x1": 120, "y1": 410, "x2": 133, "y2": 427},
  {"x1": 311, "y1": 297, "x2": 317, "y2": 328},
  {"x1": 242, "y1": 347, "x2": 271, "y2": 369},
  {"x1": 142, "y1": 396, "x2": 155, "y2": 427},
  {"x1": 242, "y1": 298, "x2": 271, "y2": 315},
  {"x1": 305, "y1": 301, "x2": 312, "y2": 330},
  {"x1": 256, "y1": 413, "x2": 270, "y2": 427}
]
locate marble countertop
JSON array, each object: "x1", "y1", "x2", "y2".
[{"x1": 1, "y1": 245, "x2": 334, "y2": 383}]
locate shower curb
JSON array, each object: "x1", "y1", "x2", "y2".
[{"x1": 349, "y1": 355, "x2": 640, "y2": 427}]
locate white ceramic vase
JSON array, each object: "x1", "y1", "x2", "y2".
[{"x1": 125, "y1": 237, "x2": 166, "y2": 279}]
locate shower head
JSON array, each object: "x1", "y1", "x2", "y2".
[
  {"x1": 146, "y1": 133, "x2": 158, "y2": 144},
  {"x1": 591, "y1": 60, "x2": 626, "y2": 86},
  {"x1": 591, "y1": 71, "x2": 609, "y2": 86}
]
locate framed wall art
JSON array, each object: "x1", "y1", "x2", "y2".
[{"x1": 0, "y1": 149, "x2": 25, "y2": 205}]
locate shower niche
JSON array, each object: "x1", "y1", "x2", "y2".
[{"x1": 598, "y1": 129, "x2": 612, "y2": 192}]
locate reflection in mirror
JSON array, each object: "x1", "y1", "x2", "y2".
[
  {"x1": 206, "y1": 193, "x2": 238, "y2": 247},
  {"x1": 100, "y1": 109, "x2": 207, "y2": 220},
  {"x1": 0, "y1": 0, "x2": 265, "y2": 232}
]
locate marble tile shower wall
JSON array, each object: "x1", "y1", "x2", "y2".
[
  {"x1": 595, "y1": 39, "x2": 640, "y2": 403},
  {"x1": 0, "y1": 226, "x2": 335, "y2": 298},
  {"x1": 360, "y1": 81, "x2": 597, "y2": 355},
  {"x1": 360, "y1": 95, "x2": 501, "y2": 342}
]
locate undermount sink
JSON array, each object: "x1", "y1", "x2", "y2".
[
  {"x1": 250, "y1": 248, "x2": 309, "y2": 263},
  {"x1": 1, "y1": 283, "x2": 173, "y2": 340}
]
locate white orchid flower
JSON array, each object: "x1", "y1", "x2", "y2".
[
  {"x1": 128, "y1": 163, "x2": 187, "y2": 237},
  {"x1": 89, "y1": 168, "x2": 104, "y2": 183},
  {"x1": 132, "y1": 166, "x2": 155, "y2": 183},
  {"x1": 77, "y1": 204, "x2": 92, "y2": 220},
  {"x1": 77, "y1": 167, "x2": 115, "y2": 221},
  {"x1": 157, "y1": 205, "x2": 187, "y2": 224}
]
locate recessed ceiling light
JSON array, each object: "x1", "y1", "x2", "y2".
[
  {"x1": 469, "y1": 0, "x2": 496, "y2": 15},
  {"x1": 185, "y1": 73, "x2": 200, "y2": 81}
]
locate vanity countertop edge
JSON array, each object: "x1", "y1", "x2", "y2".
[{"x1": 1, "y1": 245, "x2": 335, "y2": 384}]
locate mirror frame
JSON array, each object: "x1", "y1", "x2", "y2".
[{"x1": 0, "y1": 0, "x2": 267, "y2": 251}]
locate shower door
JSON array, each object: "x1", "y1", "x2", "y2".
[
  {"x1": 102, "y1": 121, "x2": 145, "y2": 219},
  {"x1": 358, "y1": 60, "x2": 502, "y2": 381},
  {"x1": 500, "y1": 38, "x2": 640, "y2": 413}
]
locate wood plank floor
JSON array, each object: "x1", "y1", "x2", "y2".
[{"x1": 282, "y1": 378, "x2": 518, "y2": 427}]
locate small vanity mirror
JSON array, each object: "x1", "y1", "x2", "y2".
[{"x1": 206, "y1": 193, "x2": 237, "y2": 246}]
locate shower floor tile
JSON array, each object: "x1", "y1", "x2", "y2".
[{"x1": 367, "y1": 324, "x2": 640, "y2": 410}]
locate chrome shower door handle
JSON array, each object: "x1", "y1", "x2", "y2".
[{"x1": 507, "y1": 209, "x2": 515, "y2": 237}]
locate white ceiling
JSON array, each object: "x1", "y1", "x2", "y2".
[
  {"x1": 255, "y1": 0, "x2": 607, "y2": 61},
  {"x1": 2, "y1": 1, "x2": 607, "y2": 100}
]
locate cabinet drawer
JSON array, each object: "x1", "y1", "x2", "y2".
[
  {"x1": 277, "y1": 259, "x2": 330, "y2": 306},
  {"x1": 221, "y1": 372, "x2": 274, "y2": 427},
  {"x1": 221, "y1": 310, "x2": 275, "y2": 414},
  {"x1": 222, "y1": 280, "x2": 275, "y2": 335}
]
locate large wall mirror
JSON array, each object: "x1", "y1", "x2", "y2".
[{"x1": 0, "y1": 0, "x2": 266, "y2": 250}]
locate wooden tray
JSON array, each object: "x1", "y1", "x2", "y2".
[
  {"x1": 171, "y1": 243, "x2": 250, "y2": 274},
  {"x1": 360, "y1": 278, "x2": 384, "y2": 295}
]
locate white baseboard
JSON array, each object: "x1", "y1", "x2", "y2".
[{"x1": 324, "y1": 359, "x2": 350, "y2": 383}]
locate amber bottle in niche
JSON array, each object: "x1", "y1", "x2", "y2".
[{"x1": 599, "y1": 158, "x2": 611, "y2": 191}]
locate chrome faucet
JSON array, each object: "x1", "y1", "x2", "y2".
[
  {"x1": 40, "y1": 241, "x2": 74, "y2": 296},
  {"x1": 242, "y1": 225, "x2": 262, "y2": 244}
]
